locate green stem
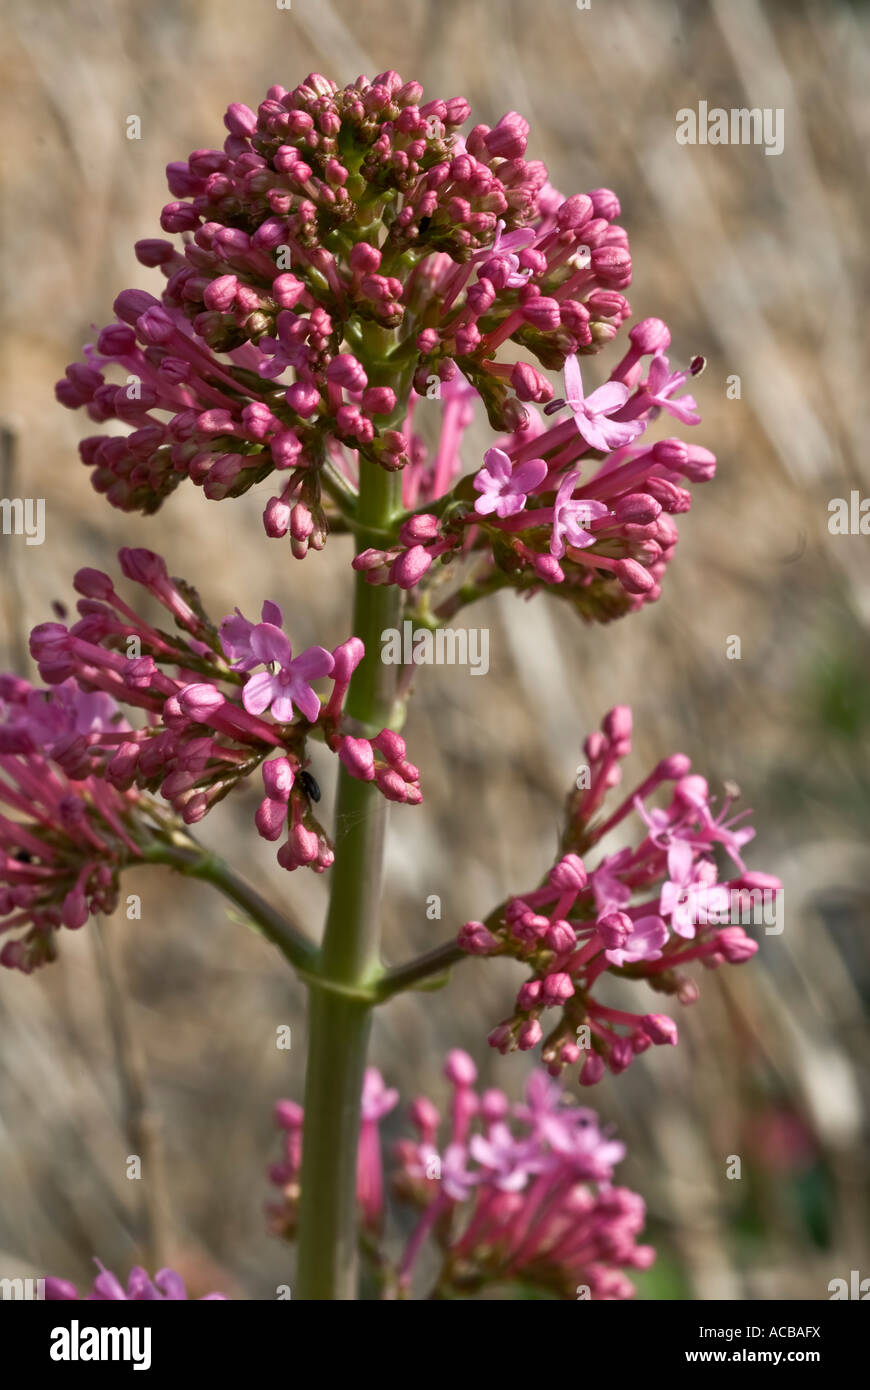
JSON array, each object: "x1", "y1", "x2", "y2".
[
  {"x1": 296, "y1": 453, "x2": 403, "y2": 1300},
  {"x1": 139, "y1": 838, "x2": 318, "y2": 974},
  {"x1": 375, "y1": 939, "x2": 468, "y2": 1001}
]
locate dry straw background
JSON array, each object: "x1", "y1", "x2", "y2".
[{"x1": 1, "y1": 0, "x2": 868, "y2": 1298}]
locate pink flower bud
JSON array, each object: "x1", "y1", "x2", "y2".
[
  {"x1": 399, "y1": 514, "x2": 440, "y2": 545},
  {"x1": 588, "y1": 188, "x2": 621, "y2": 220},
  {"x1": 286, "y1": 382, "x2": 321, "y2": 417},
  {"x1": 549, "y1": 854, "x2": 587, "y2": 892},
  {"x1": 510, "y1": 361, "x2": 553, "y2": 403},
  {"x1": 272, "y1": 274, "x2": 306, "y2": 309},
  {"x1": 484, "y1": 112, "x2": 529, "y2": 159},
  {"x1": 113, "y1": 289, "x2": 160, "y2": 324},
  {"x1": 178, "y1": 683, "x2": 225, "y2": 720},
  {"x1": 326, "y1": 353, "x2": 368, "y2": 392},
  {"x1": 263, "y1": 496, "x2": 291, "y2": 537},
  {"x1": 262, "y1": 757, "x2": 295, "y2": 801},
  {"x1": 652, "y1": 438, "x2": 688, "y2": 468},
  {"x1": 597, "y1": 911, "x2": 631, "y2": 950},
  {"x1": 349, "y1": 242, "x2": 381, "y2": 274},
  {"x1": 613, "y1": 493, "x2": 661, "y2": 525},
  {"x1": 545, "y1": 920, "x2": 577, "y2": 952},
  {"x1": 73, "y1": 568, "x2": 115, "y2": 600},
  {"x1": 224, "y1": 102, "x2": 258, "y2": 137},
  {"x1": 715, "y1": 928, "x2": 759, "y2": 964},
  {"x1": 458, "y1": 921, "x2": 499, "y2": 955},
  {"x1": 361, "y1": 386, "x2": 397, "y2": 416},
  {"x1": 338, "y1": 736, "x2": 376, "y2": 782},
  {"x1": 404, "y1": 1099, "x2": 440, "y2": 1147},
  {"x1": 372, "y1": 767, "x2": 412, "y2": 801},
  {"x1": 674, "y1": 774, "x2": 709, "y2": 809},
  {"x1": 290, "y1": 502, "x2": 314, "y2": 542},
  {"x1": 389, "y1": 545, "x2": 433, "y2": 589},
  {"x1": 119, "y1": 547, "x2": 168, "y2": 587},
  {"x1": 579, "y1": 1053, "x2": 605, "y2": 1086},
  {"x1": 642, "y1": 1014, "x2": 679, "y2": 1046},
  {"x1": 274, "y1": 1100, "x2": 304, "y2": 1131},
  {"x1": 203, "y1": 274, "x2": 239, "y2": 311},
  {"x1": 517, "y1": 1019, "x2": 543, "y2": 1051},
  {"x1": 488, "y1": 1022, "x2": 514, "y2": 1054},
  {"x1": 255, "y1": 797, "x2": 288, "y2": 841},
  {"x1": 444, "y1": 1049, "x2": 477, "y2": 1086},
  {"x1": 556, "y1": 194, "x2": 593, "y2": 229},
  {"x1": 371, "y1": 730, "x2": 406, "y2": 764},
  {"x1": 609, "y1": 1038, "x2": 635, "y2": 1073},
  {"x1": 682, "y1": 445, "x2": 717, "y2": 482},
  {"x1": 61, "y1": 889, "x2": 88, "y2": 930},
  {"x1": 522, "y1": 297, "x2": 561, "y2": 332},
  {"x1": 516, "y1": 980, "x2": 543, "y2": 1011},
  {"x1": 603, "y1": 706, "x2": 633, "y2": 743},
  {"x1": 615, "y1": 558, "x2": 655, "y2": 595},
  {"x1": 269, "y1": 432, "x2": 302, "y2": 472},
  {"x1": 654, "y1": 753, "x2": 692, "y2": 780},
  {"x1": 532, "y1": 553, "x2": 565, "y2": 584},
  {"x1": 628, "y1": 318, "x2": 671, "y2": 354},
  {"x1": 541, "y1": 972, "x2": 575, "y2": 1005}
]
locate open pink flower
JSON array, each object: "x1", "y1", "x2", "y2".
[
  {"x1": 468, "y1": 219, "x2": 537, "y2": 285},
  {"x1": 605, "y1": 914, "x2": 668, "y2": 966},
  {"x1": 550, "y1": 469, "x2": 609, "y2": 557},
  {"x1": 220, "y1": 603, "x2": 333, "y2": 723},
  {"x1": 473, "y1": 447, "x2": 548, "y2": 518},
  {"x1": 643, "y1": 354, "x2": 701, "y2": 425},
  {"x1": 563, "y1": 355, "x2": 646, "y2": 453}
]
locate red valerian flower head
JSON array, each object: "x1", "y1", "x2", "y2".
[
  {"x1": 28, "y1": 550, "x2": 422, "y2": 875},
  {"x1": 460, "y1": 708, "x2": 780, "y2": 1085}
]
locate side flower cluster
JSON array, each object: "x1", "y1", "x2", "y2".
[
  {"x1": 355, "y1": 319, "x2": 711, "y2": 624},
  {"x1": 0, "y1": 675, "x2": 154, "y2": 972},
  {"x1": 29, "y1": 548, "x2": 421, "y2": 876},
  {"x1": 460, "y1": 707, "x2": 780, "y2": 1084},
  {"x1": 268, "y1": 1051, "x2": 652, "y2": 1300}
]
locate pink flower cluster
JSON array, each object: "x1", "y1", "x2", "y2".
[
  {"x1": 28, "y1": 548, "x2": 420, "y2": 876},
  {"x1": 46, "y1": 1261, "x2": 226, "y2": 1300},
  {"x1": 356, "y1": 323, "x2": 712, "y2": 623},
  {"x1": 268, "y1": 1051, "x2": 652, "y2": 1300},
  {"x1": 0, "y1": 676, "x2": 148, "y2": 972},
  {"x1": 460, "y1": 707, "x2": 780, "y2": 1084}
]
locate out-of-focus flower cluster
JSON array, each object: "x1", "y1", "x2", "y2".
[
  {"x1": 29, "y1": 547, "x2": 421, "y2": 878},
  {"x1": 0, "y1": 675, "x2": 157, "y2": 973},
  {"x1": 268, "y1": 1051, "x2": 652, "y2": 1300},
  {"x1": 45, "y1": 1261, "x2": 226, "y2": 1300},
  {"x1": 55, "y1": 71, "x2": 711, "y2": 625},
  {"x1": 460, "y1": 707, "x2": 781, "y2": 1085}
]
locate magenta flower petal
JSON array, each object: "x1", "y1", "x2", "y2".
[
  {"x1": 563, "y1": 352, "x2": 584, "y2": 406},
  {"x1": 242, "y1": 670, "x2": 278, "y2": 716},
  {"x1": 512, "y1": 457, "x2": 549, "y2": 493},
  {"x1": 260, "y1": 599, "x2": 283, "y2": 626},
  {"x1": 289, "y1": 645, "x2": 335, "y2": 682},
  {"x1": 584, "y1": 380, "x2": 630, "y2": 415},
  {"x1": 270, "y1": 693, "x2": 297, "y2": 724},
  {"x1": 286, "y1": 679, "x2": 322, "y2": 724},
  {"x1": 250, "y1": 622, "x2": 292, "y2": 667}
]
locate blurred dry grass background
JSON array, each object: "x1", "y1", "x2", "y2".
[{"x1": 1, "y1": 0, "x2": 869, "y2": 1299}]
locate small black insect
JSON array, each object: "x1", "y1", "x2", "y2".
[
  {"x1": 418, "y1": 216, "x2": 432, "y2": 234},
  {"x1": 13, "y1": 849, "x2": 34, "y2": 864},
  {"x1": 298, "y1": 770, "x2": 321, "y2": 803}
]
